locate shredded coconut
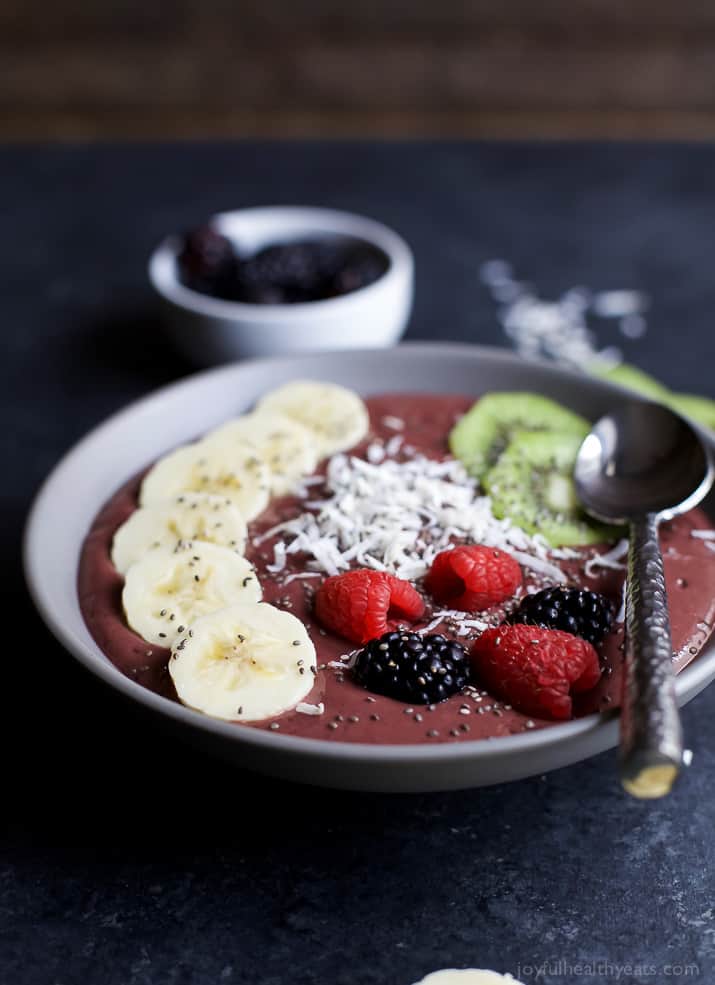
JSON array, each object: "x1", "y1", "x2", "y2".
[
  {"x1": 366, "y1": 441, "x2": 386, "y2": 464},
  {"x1": 423, "y1": 608, "x2": 491, "y2": 634},
  {"x1": 296, "y1": 701, "x2": 325, "y2": 716},
  {"x1": 385, "y1": 434, "x2": 404, "y2": 457},
  {"x1": 382, "y1": 415, "x2": 405, "y2": 430},
  {"x1": 294, "y1": 474, "x2": 326, "y2": 499},
  {"x1": 691, "y1": 529, "x2": 715, "y2": 541},
  {"x1": 507, "y1": 549, "x2": 567, "y2": 583},
  {"x1": 327, "y1": 654, "x2": 356, "y2": 669},
  {"x1": 265, "y1": 541, "x2": 286, "y2": 574},
  {"x1": 584, "y1": 538, "x2": 629, "y2": 578},
  {"x1": 549, "y1": 545, "x2": 582, "y2": 560},
  {"x1": 262, "y1": 452, "x2": 570, "y2": 583},
  {"x1": 282, "y1": 571, "x2": 322, "y2": 584}
]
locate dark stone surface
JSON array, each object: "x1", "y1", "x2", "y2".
[{"x1": 3, "y1": 142, "x2": 715, "y2": 985}]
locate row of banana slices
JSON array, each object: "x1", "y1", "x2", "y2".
[{"x1": 110, "y1": 381, "x2": 370, "y2": 722}]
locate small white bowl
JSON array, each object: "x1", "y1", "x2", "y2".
[{"x1": 148, "y1": 206, "x2": 414, "y2": 365}]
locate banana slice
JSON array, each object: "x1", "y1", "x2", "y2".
[
  {"x1": 123, "y1": 542, "x2": 262, "y2": 648},
  {"x1": 168, "y1": 602, "x2": 316, "y2": 721},
  {"x1": 255, "y1": 380, "x2": 369, "y2": 458},
  {"x1": 413, "y1": 972, "x2": 524, "y2": 985},
  {"x1": 111, "y1": 493, "x2": 248, "y2": 575},
  {"x1": 140, "y1": 439, "x2": 270, "y2": 520},
  {"x1": 203, "y1": 411, "x2": 319, "y2": 495}
]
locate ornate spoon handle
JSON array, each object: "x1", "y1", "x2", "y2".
[{"x1": 620, "y1": 512, "x2": 683, "y2": 798}]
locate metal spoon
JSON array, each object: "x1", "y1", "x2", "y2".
[{"x1": 574, "y1": 400, "x2": 714, "y2": 798}]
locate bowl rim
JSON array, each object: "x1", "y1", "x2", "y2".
[
  {"x1": 148, "y1": 205, "x2": 414, "y2": 322},
  {"x1": 23, "y1": 342, "x2": 715, "y2": 766}
]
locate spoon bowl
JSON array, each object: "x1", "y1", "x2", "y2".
[{"x1": 575, "y1": 400, "x2": 714, "y2": 522}]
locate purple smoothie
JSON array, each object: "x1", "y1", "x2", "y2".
[{"x1": 78, "y1": 394, "x2": 715, "y2": 744}]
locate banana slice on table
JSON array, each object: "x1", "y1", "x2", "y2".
[
  {"x1": 111, "y1": 493, "x2": 248, "y2": 575},
  {"x1": 203, "y1": 411, "x2": 319, "y2": 495},
  {"x1": 413, "y1": 972, "x2": 524, "y2": 985},
  {"x1": 255, "y1": 380, "x2": 370, "y2": 458},
  {"x1": 140, "y1": 439, "x2": 270, "y2": 520},
  {"x1": 169, "y1": 602, "x2": 316, "y2": 721},
  {"x1": 122, "y1": 541, "x2": 262, "y2": 648}
]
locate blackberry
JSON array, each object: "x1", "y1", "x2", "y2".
[
  {"x1": 236, "y1": 241, "x2": 338, "y2": 303},
  {"x1": 352, "y1": 631, "x2": 470, "y2": 704},
  {"x1": 510, "y1": 587, "x2": 614, "y2": 646},
  {"x1": 178, "y1": 231, "x2": 390, "y2": 304},
  {"x1": 235, "y1": 239, "x2": 389, "y2": 303},
  {"x1": 177, "y1": 225, "x2": 237, "y2": 297},
  {"x1": 331, "y1": 243, "x2": 389, "y2": 296}
]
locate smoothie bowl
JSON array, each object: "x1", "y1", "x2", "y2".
[{"x1": 24, "y1": 345, "x2": 715, "y2": 791}]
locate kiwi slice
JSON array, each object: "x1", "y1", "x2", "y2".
[
  {"x1": 449, "y1": 393, "x2": 589, "y2": 480},
  {"x1": 668, "y1": 393, "x2": 715, "y2": 430},
  {"x1": 483, "y1": 430, "x2": 617, "y2": 547},
  {"x1": 590, "y1": 362, "x2": 671, "y2": 401},
  {"x1": 591, "y1": 362, "x2": 715, "y2": 432}
]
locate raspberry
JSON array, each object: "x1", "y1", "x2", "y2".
[
  {"x1": 353, "y1": 631, "x2": 469, "y2": 704},
  {"x1": 424, "y1": 545, "x2": 522, "y2": 611},
  {"x1": 315, "y1": 569, "x2": 425, "y2": 645},
  {"x1": 471, "y1": 624, "x2": 601, "y2": 720},
  {"x1": 510, "y1": 587, "x2": 614, "y2": 646}
]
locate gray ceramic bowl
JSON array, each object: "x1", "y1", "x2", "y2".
[{"x1": 24, "y1": 344, "x2": 715, "y2": 792}]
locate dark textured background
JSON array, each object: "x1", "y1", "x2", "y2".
[
  {"x1": 4, "y1": 142, "x2": 715, "y2": 984},
  {"x1": 6, "y1": 1, "x2": 715, "y2": 139}
]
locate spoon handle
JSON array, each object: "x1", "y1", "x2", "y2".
[{"x1": 620, "y1": 512, "x2": 683, "y2": 798}]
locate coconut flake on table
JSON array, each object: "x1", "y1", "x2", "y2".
[
  {"x1": 688, "y1": 529, "x2": 715, "y2": 553},
  {"x1": 479, "y1": 259, "x2": 649, "y2": 370},
  {"x1": 261, "y1": 451, "x2": 572, "y2": 584},
  {"x1": 591, "y1": 289, "x2": 649, "y2": 319}
]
